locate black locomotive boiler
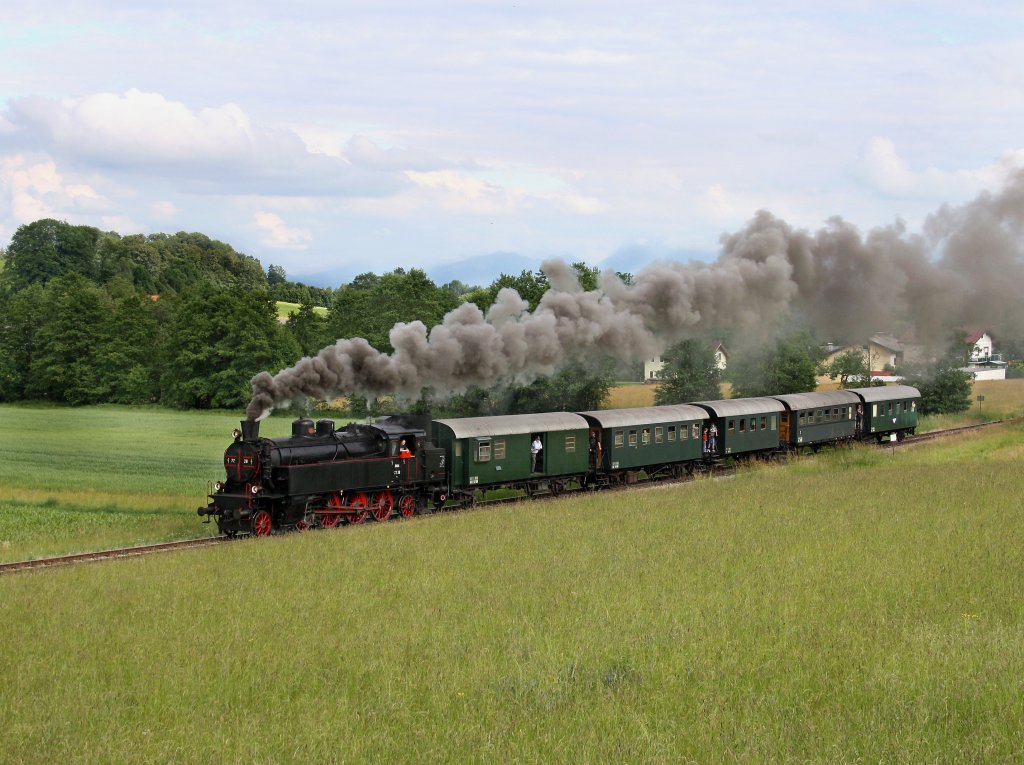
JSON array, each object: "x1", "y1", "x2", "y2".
[{"x1": 199, "y1": 415, "x2": 448, "y2": 536}]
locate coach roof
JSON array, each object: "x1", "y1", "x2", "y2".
[
  {"x1": 433, "y1": 412, "x2": 589, "y2": 439},
  {"x1": 577, "y1": 405, "x2": 707, "y2": 428},
  {"x1": 692, "y1": 398, "x2": 786, "y2": 418},
  {"x1": 770, "y1": 391, "x2": 861, "y2": 410},
  {"x1": 845, "y1": 385, "x2": 921, "y2": 403}
]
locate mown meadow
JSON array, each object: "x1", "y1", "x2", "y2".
[
  {"x1": 0, "y1": 405, "x2": 305, "y2": 561},
  {"x1": 1, "y1": 414, "x2": 1023, "y2": 763}
]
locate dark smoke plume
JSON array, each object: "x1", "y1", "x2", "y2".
[{"x1": 248, "y1": 171, "x2": 1024, "y2": 419}]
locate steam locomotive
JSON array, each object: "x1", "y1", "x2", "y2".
[{"x1": 198, "y1": 386, "x2": 920, "y2": 537}]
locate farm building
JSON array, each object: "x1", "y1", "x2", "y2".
[
  {"x1": 644, "y1": 341, "x2": 728, "y2": 383},
  {"x1": 818, "y1": 333, "x2": 906, "y2": 384}
]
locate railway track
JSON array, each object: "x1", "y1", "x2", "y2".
[
  {"x1": 0, "y1": 535, "x2": 232, "y2": 575},
  {"x1": 4, "y1": 417, "x2": 1018, "y2": 575}
]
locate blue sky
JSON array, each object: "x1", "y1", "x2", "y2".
[{"x1": 1, "y1": 1, "x2": 1022, "y2": 286}]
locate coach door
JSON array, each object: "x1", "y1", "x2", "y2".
[{"x1": 779, "y1": 411, "x2": 790, "y2": 443}]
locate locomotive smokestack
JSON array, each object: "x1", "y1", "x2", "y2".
[{"x1": 241, "y1": 420, "x2": 260, "y2": 441}]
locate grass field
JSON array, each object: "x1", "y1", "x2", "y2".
[
  {"x1": 0, "y1": 405, "x2": 317, "y2": 561},
  {"x1": 1, "y1": 421, "x2": 1022, "y2": 762},
  {"x1": 275, "y1": 301, "x2": 329, "y2": 321}
]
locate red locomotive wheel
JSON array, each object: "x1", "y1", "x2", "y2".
[
  {"x1": 371, "y1": 491, "x2": 394, "y2": 522},
  {"x1": 322, "y1": 493, "x2": 344, "y2": 528},
  {"x1": 252, "y1": 510, "x2": 272, "y2": 537},
  {"x1": 348, "y1": 493, "x2": 369, "y2": 525},
  {"x1": 399, "y1": 495, "x2": 417, "y2": 518}
]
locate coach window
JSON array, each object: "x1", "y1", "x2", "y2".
[
  {"x1": 655, "y1": 426, "x2": 663, "y2": 443},
  {"x1": 642, "y1": 428, "x2": 650, "y2": 445},
  {"x1": 888, "y1": 402, "x2": 894, "y2": 415},
  {"x1": 668, "y1": 425, "x2": 677, "y2": 441},
  {"x1": 476, "y1": 440, "x2": 491, "y2": 463},
  {"x1": 873, "y1": 404, "x2": 878, "y2": 417},
  {"x1": 761, "y1": 416, "x2": 767, "y2": 430},
  {"x1": 454, "y1": 442, "x2": 462, "y2": 457},
  {"x1": 728, "y1": 419, "x2": 735, "y2": 433},
  {"x1": 493, "y1": 440, "x2": 506, "y2": 460},
  {"x1": 902, "y1": 401, "x2": 908, "y2": 412},
  {"x1": 799, "y1": 412, "x2": 806, "y2": 426},
  {"x1": 771, "y1": 415, "x2": 777, "y2": 430},
  {"x1": 692, "y1": 423, "x2": 700, "y2": 439},
  {"x1": 614, "y1": 431, "x2": 624, "y2": 447},
  {"x1": 911, "y1": 401, "x2": 916, "y2": 412},
  {"x1": 629, "y1": 430, "x2": 638, "y2": 446}
]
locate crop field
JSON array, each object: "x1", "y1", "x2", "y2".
[
  {"x1": 275, "y1": 301, "x2": 329, "y2": 321},
  {"x1": 2, "y1": 417, "x2": 1023, "y2": 763},
  {"x1": 0, "y1": 405, "x2": 312, "y2": 561}
]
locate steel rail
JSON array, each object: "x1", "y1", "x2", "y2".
[{"x1": 0, "y1": 536, "x2": 232, "y2": 575}]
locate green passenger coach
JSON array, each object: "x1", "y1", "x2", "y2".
[
  {"x1": 772, "y1": 390, "x2": 860, "y2": 448},
  {"x1": 432, "y1": 413, "x2": 590, "y2": 494},
  {"x1": 577, "y1": 405, "x2": 707, "y2": 475},
  {"x1": 846, "y1": 385, "x2": 920, "y2": 441},
  {"x1": 692, "y1": 398, "x2": 784, "y2": 457}
]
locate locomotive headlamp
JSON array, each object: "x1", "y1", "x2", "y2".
[
  {"x1": 215, "y1": 481, "x2": 223, "y2": 491},
  {"x1": 251, "y1": 485, "x2": 261, "y2": 494}
]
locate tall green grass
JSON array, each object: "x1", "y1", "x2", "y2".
[
  {"x1": 0, "y1": 405, "x2": 314, "y2": 560},
  {"x1": 1, "y1": 423, "x2": 1022, "y2": 763}
]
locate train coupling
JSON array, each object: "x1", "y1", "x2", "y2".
[{"x1": 197, "y1": 506, "x2": 219, "y2": 522}]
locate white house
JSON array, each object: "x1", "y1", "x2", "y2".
[
  {"x1": 965, "y1": 330, "x2": 995, "y2": 362},
  {"x1": 963, "y1": 329, "x2": 1006, "y2": 380},
  {"x1": 644, "y1": 341, "x2": 728, "y2": 383}
]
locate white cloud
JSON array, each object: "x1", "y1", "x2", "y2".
[
  {"x1": 254, "y1": 211, "x2": 312, "y2": 249},
  {"x1": 3, "y1": 90, "x2": 409, "y2": 196},
  {"x1": 151, "y1": 200, "x2": 177, "y2": 217},
  {"x1": 858, "y1": 137, "x2": 1024, "y2": 199},
  {"x1": 0, "y1": 154, "x2": 106, "y2": 224}
]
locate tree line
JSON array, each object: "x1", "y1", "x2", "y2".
[
  {"x1": 0, "y1": 219, "x2": 618, "y2": 414},
  {"x1": 0, "y1": 218, "x2": 971, "y2": 416}
]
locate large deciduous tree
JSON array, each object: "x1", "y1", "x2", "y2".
[
  {"x1": 821, "y1": 348, "x2": 871, "y2": 388},
  {"x1": 654, "y1": 339, "x2": 722, "y2": 404},
  {"x1": 1, "y1": 219, "x2": 101, "y2": 293},
  {"x1": 160, "y1": 286, "x2": 300, "y2": 409},
  {"x1": 730, "y1": 333, "x2": 820, "y2": 398},
  {"x1": 327, "y1": 268, "x2": 459, "y2": 353}
]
